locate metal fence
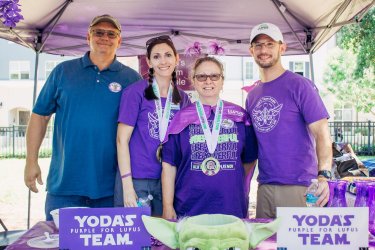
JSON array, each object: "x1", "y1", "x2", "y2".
[
  {"x1": 0, "y1": 125, "x2": 53, "y2": 158},
  {"x1": 329, "y1": 121, "x2": 375, "y2": 155},
  {"x1": 0, "y1": 122, "x2": 374, "y2": 158}
]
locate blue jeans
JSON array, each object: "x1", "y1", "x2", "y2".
[
  {"x1": 45, "y1": 193, "x2": 114, "y2": 220},
  {"x1": 114, "y1": 170, "x2": 162, "y2": 216}
]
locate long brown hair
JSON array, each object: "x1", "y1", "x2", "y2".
[{"x1": 144, "y1": 36, "x2": 181, "y2": 104}]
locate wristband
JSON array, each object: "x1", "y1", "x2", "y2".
[{"x1": 121, "y1": 172, "x2": 132, "y2": 179}]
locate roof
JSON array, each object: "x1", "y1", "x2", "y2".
[{"x1": 0, "y1": 0, "x2": 373, "y2": 56}]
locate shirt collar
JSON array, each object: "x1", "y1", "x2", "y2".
[{"x1": 82, "y1": 52, "x2": 122, "y2": 71}]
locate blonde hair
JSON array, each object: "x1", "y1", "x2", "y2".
[{"x1": 191, "y1": 57, "x2": 225, "y2": 81}]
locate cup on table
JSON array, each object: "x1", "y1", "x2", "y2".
[{"x1": 50, "y1": 207, "x2": 88, "y2": 229}]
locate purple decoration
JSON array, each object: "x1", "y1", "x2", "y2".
[
  {"x1": 207, "y1": 40, "x2": 225, "y2": 55},
  {"x1": 327, "y1": 180, "x2": 348, "y2": 207},
  {"x1": 367, "y1": 184, "x2": 375, "y2": 237},
  {"x1": 184, "y1": 41, "x2": 203, "y2": 56},
  {"x1": 0, "y1": 0, "x2": 24, "y2": 28}
]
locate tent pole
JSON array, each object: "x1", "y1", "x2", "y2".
[
  {"x1": 39, "y1": 0, "x2": 73, "y2": 52},
  {"x1": 271, "y1": 0, "x2": 307, "y2": 53},
  {"x1": 309, "y1": 53, "x2": 315, "y2": 83},
  {"x1": 27, "y1": 49, "x2": 40, "y2": 229},
  {"x1": 310, "y1": 0, "x2": 352, "y2": 52}
]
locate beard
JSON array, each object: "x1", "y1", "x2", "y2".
[{"x1": 254, "y1": 51, "x2": 280, "y2": 69}]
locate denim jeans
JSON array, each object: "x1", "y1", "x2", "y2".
[
  {"x1": 45, "y1": 193, "x2": 114, "y2": 220},
  {"x1": 114, "y1": 170, "x2": 162, "y2": 216}
]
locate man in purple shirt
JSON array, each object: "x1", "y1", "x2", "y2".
[{"x1": 245, "y1": 23, "x2": 332, "y2": 218}]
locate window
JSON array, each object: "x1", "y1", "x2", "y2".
[
  {"x1": 334, "y1": 103, "x2": 353, "y2": 122},
  {"x1": 9, "y1": 61, "x2": 30, "y2": 80},
  {"x1": 45, "y1": 61, "x2": 61, "y2": 79},
  {"x1": 289, "y1": 61, "x2": 310, "y2": 78},
  {"x1": 245, "y1": 61, "x2": 254, "y2": 80},
  {"x1": 243, "y1": 59, "x2": 256, "y2": 81}
]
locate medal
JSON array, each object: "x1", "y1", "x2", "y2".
[
  {"x1": 152, "y1": 80, "x2": 174, "y2": 162},
  {"x1": 196, "y1": 99, "x2": 224, "y2": 174},
  {"x1": 156, "y1": 144, "x2": 162, "y2": 163},
  {"x1": 201, "y1": 157, "x2": 220, "y2": 176}
]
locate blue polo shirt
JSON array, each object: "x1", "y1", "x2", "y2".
[{"x1": 33, "y1": 52, "x2": 141, "y2": 198}]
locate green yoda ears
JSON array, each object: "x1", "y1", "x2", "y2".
[{"x1": 142, "y1": 214, "x2": 281, "y2": 250}]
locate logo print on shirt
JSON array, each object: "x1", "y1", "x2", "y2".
[
  {"x1": 252, "y1": 96, "x2": 283, "y2": 133},
  {"x1": 221, "y1": 119, "x2": 234, "y2": 129},
  {"x1": 108, "y1": 82, "x2": 122, "y2": 93},
  {"x1": 148, "y1": 109, "x2": 175, "y2": 139}
]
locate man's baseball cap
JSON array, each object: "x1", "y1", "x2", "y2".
[
  {"x1": 89, "y1": 14, "x2": 121, "y2": 31},
  {"x1": 250, "y1": 23, "x2": 283, "y2": 44}
]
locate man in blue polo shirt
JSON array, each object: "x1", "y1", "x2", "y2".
[{"x1": 24, "y1": 14, "x2": 141, "y2": 220}]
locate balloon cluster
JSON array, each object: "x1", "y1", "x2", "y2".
[
  {"x1": 185, "y1": 40, "x2": 225, "y2": 56},
  {"x1": 0, "y1": 0, "x2": 24, "y2": 28}
]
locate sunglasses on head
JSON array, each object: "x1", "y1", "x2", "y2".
[
  {"x1": 194, "y1": 73, "x2": 223, "y2": 82},
  {"x1": 91, "y1": 29, "x2": 119, "y2": 39},
  {"x1": 146, "y1": 35, "x2": 173, "y2": 48}
]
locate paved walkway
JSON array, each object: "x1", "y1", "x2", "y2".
[
  {"x1": 0, "y1": 158, "x2": 258, "y2": 230},
  {"x1": 0, "y1": 158, "x2": 50, "y2": 230}
]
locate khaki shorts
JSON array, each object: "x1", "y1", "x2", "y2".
[{"x1": 256, "y1": 184, "x2": 307, "y2": 219}]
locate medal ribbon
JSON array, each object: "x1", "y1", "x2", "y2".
[
  {"x1": 152, "y1": 79, "x2": 173, "y2": 142},
  {"x1": 195, "y1": 99, "x2": 224, "y2": 154}
]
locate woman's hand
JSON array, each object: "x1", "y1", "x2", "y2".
[
  {"x1": 124, "y1": 188, "x2": 138, "y2": 207},
  {"x1": 162, "y1": 206, "x2": 177, "y2": 220}
]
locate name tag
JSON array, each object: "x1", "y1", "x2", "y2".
[
  {"x1": 276, "y1": 207, "x2": 368, "y2": 250},
  {"x1": 60, "y1": 207, "x2": 151, "y2": 249}
]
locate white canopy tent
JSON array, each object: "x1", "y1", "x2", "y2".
[{"x1": 1, "y1": 0, "x2": 373, "y2": 57}]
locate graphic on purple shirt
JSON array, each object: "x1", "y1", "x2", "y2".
[
  {"x1": 118, "y1": 79, "x2": 190, "y2": 179},
  {"x1": 163, "y1": 102, "x2": 258, "y2": 218},
  {"x1": 245, "y1": 70, "x2": 329, "y2": 186}
]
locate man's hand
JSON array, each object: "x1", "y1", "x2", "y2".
[
  {"x1": 24, "y1": 161, "x2": 43, "y2": 193},
  {"x1": 315, "y1": 178, "x2": 329, "y2": 207}
]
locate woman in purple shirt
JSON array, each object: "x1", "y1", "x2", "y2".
[
  {"x1": 115, "y1": 36, "x2": 190, "y2": 216},
  {"x1": 162, "y1": 57, "x2": 258, "y2": 219}
]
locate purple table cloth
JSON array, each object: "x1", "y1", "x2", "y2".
[{"x1": 6, "y1": 220, "x2": 375, "y2": 250}]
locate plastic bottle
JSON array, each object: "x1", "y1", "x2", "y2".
[
  {"x1": 306, "y1": 179, "x2": 319, "y2": 207},
  {"x1": 137, "y1": 194, "x2": 153, "y2": 207}
]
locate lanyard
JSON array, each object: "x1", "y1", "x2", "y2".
[
  {"x1": 152, "y1": 79, "x2": 173, "y2": 142},
  {"x1": 195, "y1": 99, "x2": 224, "y2": 154}
]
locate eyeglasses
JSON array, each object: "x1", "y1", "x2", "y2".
[
  {"x1": 251, "y1": 41, "x2": 281, "y2": 50},
  {"x1": 146, "y1": 35, "x2": 173, "y2": 48},
  {"x1": 194, "y1": 73, "x2": 223, "y2": 82},
  {"x1": 91, "y1": 29, "x2": 119, "y2": 39}
]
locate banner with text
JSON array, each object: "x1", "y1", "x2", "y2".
[
  {"x1": 59, "y1": 207, "x2": 151, "y2": 249},
  {"x1": 277, "y1": 207, "x2": 368, "y2": 250}
]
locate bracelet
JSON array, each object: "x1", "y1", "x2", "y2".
[{"x1": 121, "y1": 172, "x2": 132, "y2": 179}]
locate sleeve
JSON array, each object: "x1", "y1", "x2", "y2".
[
  {"x1": 162, "y1": 133, "x2": 182, "y2": 168},
  {"x1": 32, "y1": 66, "x2": 60, "y2": 116},
  {"x1": 242, "y1": 125, "x2": 258, "y2": 163},
  {"x1": 294, "y1": 78, "x2": 330, "y2": 124},
  {"x1": 118, "y1": 83, "x2": 143, "y2": 126}
]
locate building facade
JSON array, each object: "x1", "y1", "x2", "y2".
[{"x1": 0, "y1": 37, "x2": 373, "y2": 128}]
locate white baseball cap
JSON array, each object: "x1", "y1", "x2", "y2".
[{"x1": 250, "y1": 23, "x2": 284, "y2": 44}]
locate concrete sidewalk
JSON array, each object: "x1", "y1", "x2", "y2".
[
  {"x1": 0, "y1": 158, "x2": 258, "y2": 230},
  {"x1": 0, "y1": 158, "x2": 50, "y2": 230}
]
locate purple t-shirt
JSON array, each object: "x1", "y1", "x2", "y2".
[
  {"x1": 118, "y1": 79, "x2": 190, "y2": 179},
  {"x1": 245, "y1": 70, "x2": 329, "y2": 186},
  {"x1": 163, "y1": 103, "x2": 258, "y2": 218}
]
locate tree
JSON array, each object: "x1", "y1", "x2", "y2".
[
  {"x1": 323, "y1": 48, "x2": 375, "y2": 116},
  {"x1": 323, "y1": 7, "x2": 375, "y2": 116},
  {"x1": 337, "y1": 7, "x2": 375, "y2": 78}
]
